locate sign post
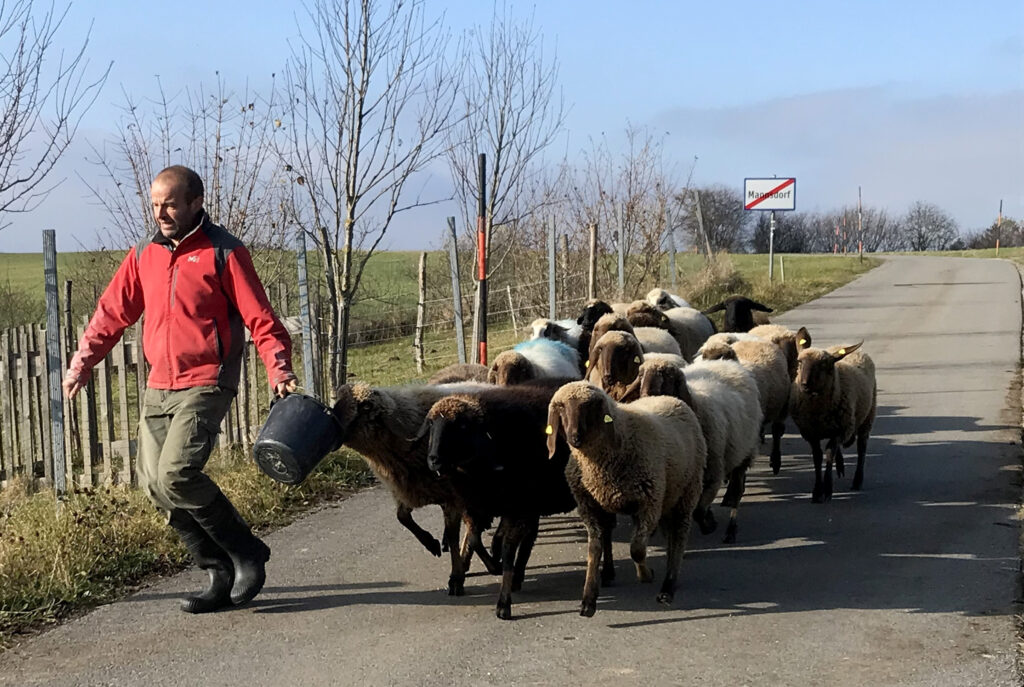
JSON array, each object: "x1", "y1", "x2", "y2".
[{"x1": 744, "y1": 177, "x2": 796, "y2": 282}]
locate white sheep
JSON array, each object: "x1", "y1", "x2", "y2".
[
  {"x1": 488, "y1": 338, "x2": 581, "y2": 385},
  {"x1": 789, "y1": 341, "x2": 877, "y2": 502},
  {"x1": 662, "y1": 306, "x2": 717, "y2": 362},
  {"x1": 748, "y1": 324, "x2": 812, "y2": 381},
  {"x1": 697, "y1": 337, "x2": 791, "y2": 475},
  {"x1": 645, "y1": 287, "x2": 692, "y2": 310},
  {"x1": 546, "y1": 381, "x2": 706, "y2": 616},
  {"x1": 639, "y1": 357, "x2": 763, "y2": 543},
  {"x1": 588, "y1": 312, "x2": 682, "y2": 360},
  {"x1": 528, "y1": 317, "x2": 582, "y2": 350}
]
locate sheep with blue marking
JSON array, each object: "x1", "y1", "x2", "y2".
[{"x1": 488, "y1": 338, "x2": 581, "y2": 386}]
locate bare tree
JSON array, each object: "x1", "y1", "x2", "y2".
[
  {"x1": 567, "y1": 126, "x2": 676, "y2": 298},
  {"x1": 0, "y1": 0, "x2": 109, "y2": 229},
  {"x1": 677, "y1": 184, "x2": 749, "y2": 253},
  {"x1": 445, "y1": 2, "x2": 564, "y2": 360},
  {"x1": 901, "y1": 201, "x2": 959, "y2": 252},
  {"x1": 278, "y1": 0, "x2": 459, "y2": 393},
  {"x1": 81, "y1": 76, "x2": 292, "y2": 295}
]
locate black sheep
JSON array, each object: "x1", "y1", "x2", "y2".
[
  {"x1": 703, "y1": 296, "x2": 773, "y2": 333},
  {"x1": 415, "y1": 381, "x2": 610, "y2": 620}
]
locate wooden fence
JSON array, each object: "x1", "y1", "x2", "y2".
[{"x1": 0, "y1": 317, "x2": 306, "y2": 491}]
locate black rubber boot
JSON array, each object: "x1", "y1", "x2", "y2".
[
  {"x1": 167, "y1": 509, "x2": 234, "y2": 614},
  {"x1": 191, "y1": 492, "x2": 271, "y2": 606}
]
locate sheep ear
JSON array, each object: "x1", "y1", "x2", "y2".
[
  {"x1": 833, "y1": 341, "x2": 863, "y2": 359},
  {"x1": 545, "y1": 405, "x2": 562, "y2": 459},
  {"x1": 796, "y1": 326, "x2": 812, "y2": 349},
  {"x1": 703, "y1": 301, "x2": 726, "y2": 314},
  {"x1": 753, "y1": 301, "x2": 773, "y2": 313},
  {"x1": 620, "y1": 374, "x2": 641, "y2": 403}
]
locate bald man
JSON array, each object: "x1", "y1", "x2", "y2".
[{"x1": 64, "y1": 165, "x2": 297, "y2": 613}]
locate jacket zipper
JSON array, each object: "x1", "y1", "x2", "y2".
[{"x1": 168, "y1": 261, "x2": 178, "y2": 381}]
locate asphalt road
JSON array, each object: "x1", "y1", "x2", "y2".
[{"x1": 1, "y1": 255, "x2": 1021, "y2": 687}]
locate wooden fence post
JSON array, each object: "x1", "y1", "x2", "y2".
[
  {"x1": 296, "y1": 230, "x2": 317, "y2": 398},
  {"x1": 506, "y1": 285, "x2": 517, "y2": 339},
  {"x1": 547, "y1": 221, "x2": 556, "y2": 319},
  {"x1": 588, "y1": 223, "x2": 597, "y2": 300},
  {"x1": 414, "y1": 252, "x2": 426, "y2": 374},
  {"x1": 42, "y1": 230, "x2": 66, "y2": 495},
  {"x1": 447, "y1": 217, "x2": 466, "y2": 364}
]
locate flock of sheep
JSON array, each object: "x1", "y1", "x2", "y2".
[{"x1": 328, "y1": 289, "x2": 878, "y2": 620}]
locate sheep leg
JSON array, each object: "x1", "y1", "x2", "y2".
[
  {"x1": 657, "y1": 502, "x2": 693, "y2": 606},
  {"x1": 490, "y1": 518, "x2": 507, "y2": 566},
  {"x1": 511, "y1": 517, "x2": 539, "y2": 593},
  {"x1": 442, "y1": 507, "x2": 468, "y2": 596},
  {"x1": 580, "y1": 520, "x2": 606, "y2": 618},
  {"x1": 495, "y1": 521, "x2": 524, "y2": 621},
  {"x1": 769, "y1": 421, "x2": 785, "y2": 474},
  {"x1": 822, "y1": 439, "x2": 836, "y2": 501},
  {"x1": 464, "y1": 522, "x2": 503, "y2": 576},
  {"x1": 721, "y1": 465, "x2": 748, "y2": 544},
  {"x1": 834, "y1": 443, "x2": 846, "y2": 478},
  {"x1": 600, "y1": 511, "x2": 616, "y2": 586},
  {"x1": 810, "y1": 440, "x2": 826, "y2": 503},
  {"x1": 396, "y1": 503, "x2": 442, "y2": 557},
  {"x1": 852, "y1": 430, "x2": 868, "y2": 491},
  {"x1": 630, "y1": 512, "x2": 658, "y2": 584}
]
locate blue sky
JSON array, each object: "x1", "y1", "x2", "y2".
[{"x1": 1, "y1": 0, "x2": 1021, "y2": 252}]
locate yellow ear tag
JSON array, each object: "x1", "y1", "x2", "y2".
[
  {"x1": 545, "y1": 425, "x2": 553, "y2": 435},
  {"x1": 799, "y1": 338, "x2": 807, "y2": 345},
  {"x1": 603, "y1": 414, "x2": 613, "y2": 423},
  {"x1": 633, "y1": 356, "x2": 641, "y2": 364},
  {"x1": 585, "y1": 360, "x2": 590, "y2": 368},
  {"x1": 838, "y1": 348, "x2": 846, "y2": 355}
]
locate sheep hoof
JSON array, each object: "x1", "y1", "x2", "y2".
[
  {"x1": 496, "y1": 602, "x2": 512, "y2": 620},
  {"x1": 852, "y1": 473, "x2": 863, "y2": 490},
  {"x1": 447, "y1": 578, "x2": 465, "y2": 596},
  {"x1": 637, "y1": 565, "x2": 654, "y2": 583},
  {"x1": 723, "y1": 522, "x2": 737, "y2": 544},
  {"x1": 697, "y1": 510, "x2": 717, "y2": 535},
  {"x1": 427, "y1": 539, "x2": 443, "y2": 558},
  {"x1": 656, "y1": 591, "x2": 674, "y2": 606},
  {"x1": 580, "y1": 601, "x2": 597, "y2": 618},
  {"x1": 770, "y1": 455, "x2": 781, "y2": 474}
]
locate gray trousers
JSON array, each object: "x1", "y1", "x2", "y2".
[{"x1": 137, "y1": 386, "x2": 235, "y2": 515}]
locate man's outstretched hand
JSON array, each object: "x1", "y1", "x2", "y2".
[{"x1": 275, "y1": 378, "x2": 299, "y2": 398}]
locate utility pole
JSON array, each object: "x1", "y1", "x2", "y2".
[{"x1": 857, "y1": 186, "x2": 863, "y2": 261}]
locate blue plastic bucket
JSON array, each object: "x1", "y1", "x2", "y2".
[{"x1": 252, "y1": 393, "x2": 344, "y2": 485}]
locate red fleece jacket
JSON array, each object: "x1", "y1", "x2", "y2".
[{"x1": 68, "y1": 217, "x2": 295, "y2": 391}]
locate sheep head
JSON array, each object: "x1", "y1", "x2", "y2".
[
  {"x1": 530, "y1": 318, "x2": 566, "y2": 341},
  {"x1": 795, "y1": 342, "x2": 862, "y2": 397},
  {"x1": 587, "y1": 313, "x2": 634, "y2": 362},
  {"x1": 698, "y1": 341, "x2": 738, "y2": 362},
  {"x1": 638, "y1": 359, "x2": 693, "y2": 408},
  {"x1": 330, "y1": 382, "x2": 378, "y2": 441},
  {"x1": 645, "y1": 288, "x2": 678, "y2": 312},
  {"x1": 547, "y1": 382, "x2": 615, "y2": 458},
  {"x1": 488, "y1": 350, "x2": 533, "y2": 386},
  {"x1": 626, "y1": 301, "x2": 670, "y2": 329},
  {"x1": 576, "y1": 299, "x2": 614, "y2": 329},
  {"x1": 589, "y1": 330, "x2": 643, "y2": 399},
  {"x1": 416, "y1": 396, "x2": 490, "y2": 475}
]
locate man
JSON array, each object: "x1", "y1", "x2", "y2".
[{"x1": 63, "y1": 165, "x2": 298, "y2": 613}]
